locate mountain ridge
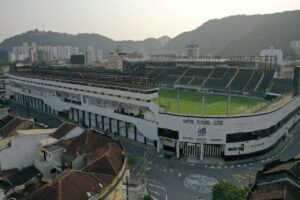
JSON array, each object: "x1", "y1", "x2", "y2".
[{"x1": 1, "y1": 10, "x2": 300, "y2": 58}]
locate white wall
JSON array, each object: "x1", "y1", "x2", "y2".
[{"x1": 0, "y1": 134, "x2": 50, "y2": 170}]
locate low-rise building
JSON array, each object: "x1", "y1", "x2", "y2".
[
  {"x1": 248, "y1": 158, "x2": 300, "y2": 200},
  {"x1": 184, "y1": 44, "x2": 200, "y2": 58},
  {"x1": 0, "y1": 119, "x2": 127, "y2": 200},
  {"x1": 28, "y1": 129, "x2": 127, "y2": 200},
  {"x1": 260, "y1": 46, "x2": 284, "y2": 66},
  {"x1": 0, "y1": 115, "x2": 54, "y2": 170}
]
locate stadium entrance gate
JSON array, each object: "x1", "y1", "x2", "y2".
[{"x1": 182, "y1": 142, "x2": 223, "y2": 158}]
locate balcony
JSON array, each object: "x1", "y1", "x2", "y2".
[{"x1": 34, "y1": 156, "x2": 52, "y2": 172}]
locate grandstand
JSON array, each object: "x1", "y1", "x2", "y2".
[
  {"x1": 269, "y1": 78, "x2": 293, "y2": 94},
  {"x1": 123, "y1": 61, "x2": 291, "y2": 99}
]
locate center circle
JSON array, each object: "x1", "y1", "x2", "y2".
[{"x1": 183, "y1": 174, "x2": 218, "y2": 193}]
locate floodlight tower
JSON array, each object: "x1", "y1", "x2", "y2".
[
  {"x1": 177, "y1": 88, "x2": 180, "y2": 113},
  {"x1": 227, "y1": 85, "x2": 231, "y2": 115},
  {"x1": 201, "y1": 85, "x2": 205, "y2": 115}
]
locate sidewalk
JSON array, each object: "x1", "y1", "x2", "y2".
[
  {"x1": 113, "y1": 123, "x2": 298, "y2": 168},
  {"x1": 183, "y1": 122, "x2": 300, "y2": 167}
]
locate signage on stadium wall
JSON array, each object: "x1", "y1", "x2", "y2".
[
  {"x1": 182, "y1": 119, "x2": 223, "y2": 126},
  {"x1": 179, "y1": 118, "x2": 225, "y2": 144}
]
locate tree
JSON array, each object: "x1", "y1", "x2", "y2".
[
  {"x1": 143, "y1": 196, "x2": 152, "y2": 200},
  {"x1": 212, "y1": 181, "x2": 247, "y2": 200}
]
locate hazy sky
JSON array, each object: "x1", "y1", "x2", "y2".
[{"x1": 0, "y1": 0, "x2": 299, "y2": 42}]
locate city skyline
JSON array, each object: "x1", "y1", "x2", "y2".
[{"x1": 0, "y1": 0, "x2": 300, "y2": 43}]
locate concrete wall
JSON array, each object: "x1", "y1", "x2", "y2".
[{"x1": 0, "y1": 133, "x2": 50, "y2": 170}]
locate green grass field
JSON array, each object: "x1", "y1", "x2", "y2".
[{"x1": 155, "y1": 89, "x2": 268, "y2": 116}]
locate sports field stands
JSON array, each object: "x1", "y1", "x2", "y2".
[
  {"x1": 257, "y1": 72, "x2": 274, "y2": 92},
  {"x1": 160, "y1": 75, "x2": 179, "y2": 85},
  {"x1": 244, "y1": 71, "x2": 263, "y2": 91},
  {"x1": 168, "y1": 67, "x2": 187, "y2": 76},
  {"x1": 178, "y1": 76, "x2": 193, "y2": 85},
  {"x1": 269, "y1": 78, "x2": 293, "y2": 94},
  {"x1": 230, "y1": 69, "x2": 253, "y2": 91},
  {"x1": 210, "y1": 67, "x2": 228, "y2": 78},
  {"x1": 190, "y1": 77, "x2": 205, "y2": 86},
  {"x1": 204, "y1": 78, "x2": 225, "y2": 90},
  {"x1": 125, "y1": 65, "x2": 279, "y2": 96},
  {"x1": 222, "y1": 68, "x2": 238, "y2": 87},
  {"x1": 151, "y1": 68, "x2": 167, "y2": 78},
  {"x1": 185, "y1": 68, "x2": 213, "y2": 78}
]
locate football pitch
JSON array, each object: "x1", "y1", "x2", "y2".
[{"x1": 155, "y1": 89, "x2": 268, "y2": 115}]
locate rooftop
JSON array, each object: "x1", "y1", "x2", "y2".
[
  {"x1": 25, "y1": 170, "x2": 112, "y2": 200},
  {"x1": 11, "y1": 66, "x2": 158, "y2": 92},
  {"x1": 0, "y1": 115, "x2": 46, "y2": 138},
  {"x1": 60, "y1": 130, "x2": 117, "y2": 159},
  {"x1": 248, "y1": 181, "x2": 300, "y2": 200},
  {"x1": 17, "y1": 128, "x2": 57, "y2": 136},
  {"x1": 260, "y1": 158, "x2": 300, "y2": 177},
  {"x1": 248, "y1": 158, "x2": 300, "y2": 200},
  {"x1": 50, "y1": 122, "x2": 77, "y2": 139},
  {"x1": 23, "y1": 130, "x2": 126, "y2": 200}
]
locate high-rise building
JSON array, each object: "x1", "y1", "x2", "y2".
[{"x1": 83, "y1": 46, "x2": 103, "y2": 65}]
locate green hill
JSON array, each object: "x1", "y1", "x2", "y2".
[
  {"x1": 0, "y1": 30, "x2": 169, "y2": 55},
  {"x1": 161, "y1": 10, "x2": 300, "y2": 58},
  {"x1": 1, "y1": 10, "x2": 300, "y2": 58}
]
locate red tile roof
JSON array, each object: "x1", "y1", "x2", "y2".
[
  {"x1": 51, "y1": 122, "x2": 77, "y2": 139},
  {"x1": 24, "y1": 130, "x2": 126, "y2": 200},
  {"x1": 0, "y1": 117, "x2": 44, "y2": 138},
  {"x1": 248, "y1": 181, "x2": 300, "y2": 200},
  {"x1": 25, "y1": 170, "x2": 112, "y2": 200},
  {"x1": 0, "y1": 168, "x2": 18, "y2": 181},
  {"x1": 61, "y1": 130, "x2": 115, "y2": 159}
]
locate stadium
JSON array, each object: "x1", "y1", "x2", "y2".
[{"x1": 5, "y1": 56, "x2": 300, "y2": 161}]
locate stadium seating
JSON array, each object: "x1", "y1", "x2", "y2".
[
  {"x1": 204, "y1": 78, "x2": 225, "y2": 90},
  {"x1": 230, "y1": 69, "x2": 253, "y2": 91},
  {"x1": 222, "y1": 68, "x2": 237, "y2": 87},
  {"x1": 244, "y1": 71, "x2": 263, "y2": 91},
  {"x1": 210, "y1": 67, "x2": 228, "y2": 78},
  {"x1": 168, "y1": 67, "x2": 187, "y2": 76},
  {"x1": 123, "y1": 64, "x2": 280, "y2": 96},
  {"x1": 185, "y1": 68, "x2": 213, "y2": 77},
  {"x1": 269, "y1": 78, "x2": 293, "y2": 94},
  {"x1": 178, "y1": 76, "x2": 193, "y2": 85},
  {"x1": 190, "y1": 77, "x2": 205, "y2": 86},
  {"x1": 257, "y1": 72, "x2": 274, "y2": 92}
]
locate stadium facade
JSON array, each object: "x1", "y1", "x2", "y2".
[{"x1": 5, "y1": 60, "x2": 299, "y2": 161}]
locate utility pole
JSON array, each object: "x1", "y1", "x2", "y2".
[
  {"x1": 126, "y1": 176, "x2": 129, "y2": 200},
  {"x1": 145, "y1": 65, "x2": 148, "y2": 87},
  {"x1": 201, "y1": 93, "x2": 205, "y2": 115}
]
